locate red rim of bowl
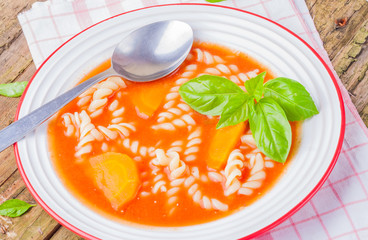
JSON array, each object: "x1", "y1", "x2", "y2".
[{"x1": 14, "y1": 3, "x2": 345, "y2": 240}]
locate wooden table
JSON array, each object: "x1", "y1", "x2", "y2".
[{"x1": 0, "y1": 0, "x2": 367, "y2": 239}]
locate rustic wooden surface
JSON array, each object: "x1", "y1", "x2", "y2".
[{"x1": 0, "y1": 0, "x2": 367, "y2": 239}]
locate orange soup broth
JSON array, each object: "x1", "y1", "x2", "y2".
[{"x1": 48, "y1": 42, "x2": 301, "y2": 227}]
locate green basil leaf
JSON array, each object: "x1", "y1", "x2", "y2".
[
  {"x1": 244, "y1": 72, "x2": 265, "y2": 101},
  {"x1": 216, "y1": 94, "x2": 253, "y2": 129},
  {"x1": 264, "y1": 77, "x2": 318, "y2": 121},
  {"x1": 179, "y1": 75, "x2": 246, "y2": 116},
  {"x1": 205, "y1": 0, "x2": 227, "y2": 2},
  {"x1": 0, "y1": 81, "x2": 28, "y2": 98},
  {"x1": 249, "y1": 97, "x2": 291, "y2": 163},
  {"x1": 0, "y1": 199, "x2": 35, "y2": 217}
]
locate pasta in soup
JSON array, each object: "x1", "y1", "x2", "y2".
[{"x1": 48, "y1": 42, "x2": 300, "y2": 227}]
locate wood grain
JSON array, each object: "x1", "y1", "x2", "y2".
[
  {"x1": 306, "y1": 0, "x2": 368, "y2": 124},
  {"x1": 0, "y1": 0, "x2": 367, "y2": 239}
]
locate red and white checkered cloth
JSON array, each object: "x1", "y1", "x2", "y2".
[{"x1": 18, "y1": 0, "x2": 368, "y2": 239}]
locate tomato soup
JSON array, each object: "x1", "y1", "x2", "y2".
[{"x1": 48, "y1": 42, "x2": 300, "y2": 227}]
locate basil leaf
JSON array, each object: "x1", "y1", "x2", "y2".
[
  {"x1": 0, "y1": 81, "x2": 28, "y2": 97},
  {"x1": 205, "y1": 0, "x2": 227, "y2": 2},
  {"x1": 244, "y1": 72, "x2": 265, "y2": 101},
  {"x1": 249, "y1": 97, "x2": 291, "y2": 163},
  {"x1": 216, "y1": 94, "x2": 253, "y2": 129},
  {"x1": 264, "y1": 77, "x2": 318, "y2": 121},
  {"x1": 0, "y1": 199, "x2": 35, "y2": 217},
  {"x1": 179, "y1": 75, "x2": 246, "y2": 116}
]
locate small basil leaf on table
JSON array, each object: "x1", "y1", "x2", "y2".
[
  {"x1": 0, "y1": 199, "x2": 35, "y2": 217},
  {"x1": 179, "y1": 75, "x2": 246, "y2": 116},
  {"x1": 216, "y1": 94, "x2": 254, "y2": 129},
  {"x1": 244, "y1": 71, "x2": 265, "y2": 102},
  {"x1": 0, "y1": 81, "x2": 28, "y2": 97},
  {"x1": 205, "y1": 0, "x2": 227, "y2": 2},
  {"x1": 249, "y1": 97, "x2": 292, "y2": 163},
  {"x1": 264, "y1": 77, "x2": 318, "y2": 121}
]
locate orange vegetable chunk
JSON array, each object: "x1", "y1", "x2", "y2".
[
  {"x1": 207, "y1": 122, "x2": 247, "y2": 170},
  {"x1": 89, "y1": 152, "x2": 140, "y2": 210},
  {"x1": 130, "y1": 80, "x2": 169, "y2": 117}
]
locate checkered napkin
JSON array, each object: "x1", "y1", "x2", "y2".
[{"x1": 17, "y1": 0, "x2": 368, "y2": 239}]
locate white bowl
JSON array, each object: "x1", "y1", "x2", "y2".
[{"x1": 15, "y1": 4, "x2": 345, "y2": 240}]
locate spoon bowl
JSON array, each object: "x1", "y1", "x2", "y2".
[
  {"x1": 112, "y1": 20, "x2": 193, "y2": 81},
  {"x1": 0, "y1": 20, "x2": 193, "y2": 152}
]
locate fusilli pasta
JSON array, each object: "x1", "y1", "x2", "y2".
[
  {"x1": 238, "y1": 153, "x2": 266, "y2": 195},
  {"x1": 152, "y1": 149, "x2": 188, "y2": 179},
  {"x1": 224, "y1": 149, "x2": 245, "y2": 196}
]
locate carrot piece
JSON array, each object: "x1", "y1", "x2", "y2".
[
  {"x1": 130, "y1": 81, "x2": 169, "y2": 117},
  {"x1": 207, "y1": 122, "x2": 247, "y2": 170},
  {"x1": 89, "y1": 152, "x2": 140, "y2": 210}
]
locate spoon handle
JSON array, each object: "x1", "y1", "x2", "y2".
[{"x1": 0, "y1": 69, "x2": 115, "y2": 153}]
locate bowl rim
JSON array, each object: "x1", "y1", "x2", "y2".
[{"x1": 14, "y1": 3, "x2": 345, "y2": 240}]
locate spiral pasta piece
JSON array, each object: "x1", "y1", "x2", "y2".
[
  {"x1": 74, "y1": 111, "x2": 103, "y2": 159},
  {"x1": 183, "y1": 127, "x2": 202, "y2": 162},
  {"x1": 194, "y1": 48, "x2": 225, "y2": 65},
  {"x1": 152, "y1": 65, "x2": 197, "y2": 131},
  {"x1": 152, "y1": 113, "x2": 196, "y2": 131},
  {"x1": 110, "y1": 105, "x2": 125, "y2": 124},
  {"x1": 61, "y1": 112, "x2": 80, "y2": 137},
  {"x1": 76, "y1": 77, "x2": 126, "y2": 117},
  {"x1": 121, "y1": 139, "x2": 155, "y2": 158},
  {"x1": 238, "y1": 153, "x2": 266, "y2": 195},
  {"x1": 152, "y1": 149, "x2": 187, "y2": 179},
  {"x1": 241, "y1": 133, "x2": 256, "y2": 148},
  {"x1": 166, "y1": 170, "x2": 228, "y2": 214},
  {"x1": 184, "y1": 174, "x2": 228, "y2": 212},
  {"x1": 224, "y1": 149, "x2": 245, "y2": 196},
  {"x1": 107, "y1": 122, "x2": 136, "y2": 138},
  {"x1": 229, "y1": 69, "x2": 260, "y2": 85},
  {"x1": 167, "y1": 140, "x2": 184, "y2": 153},
  {"x1": 151, "y1": 173, "x2": 167, "y2": 194},
  {"x1": 166, "y1": 177, "x2": 185, "y2": 215}
]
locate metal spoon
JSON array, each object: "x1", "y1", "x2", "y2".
[{"x1": 0, "y1": 20, "x2": 193, "y2": 152}]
